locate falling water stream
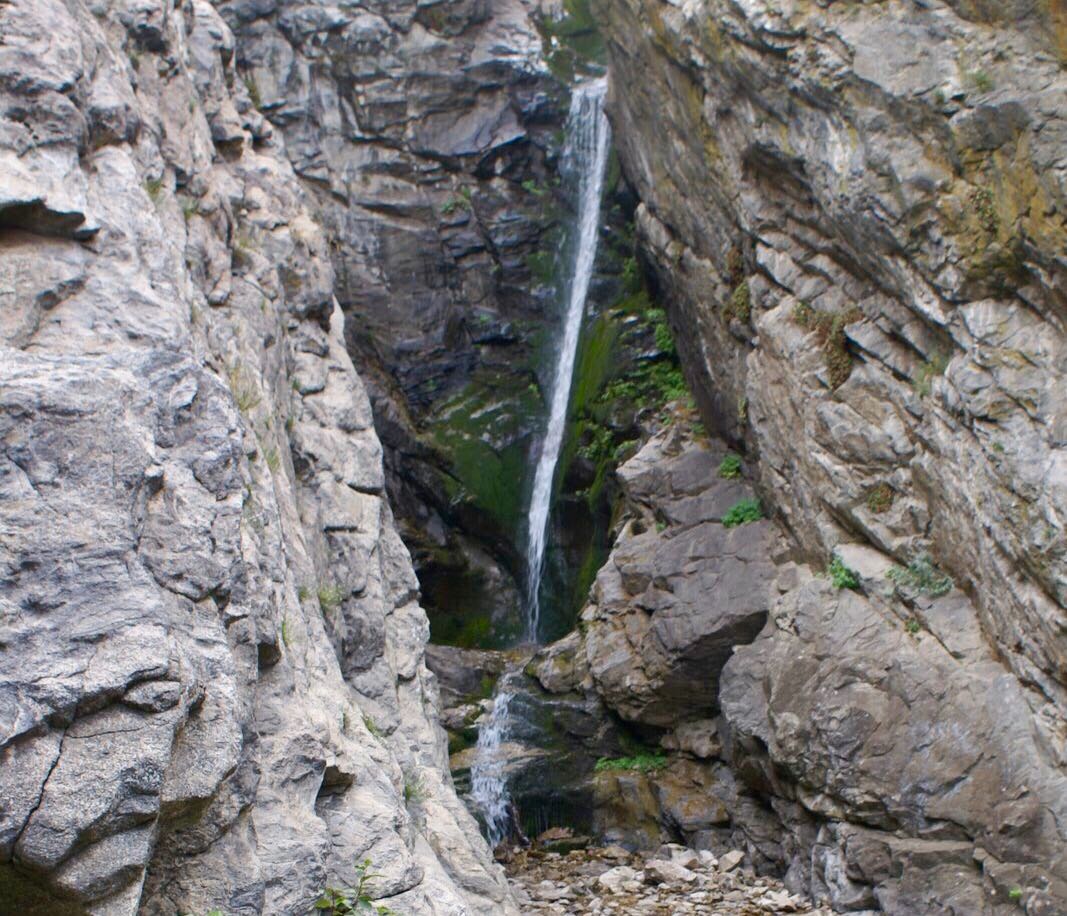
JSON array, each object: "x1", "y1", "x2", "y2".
[
  {"x1": 523, "y1": 77, "x2": 611, "y2": 645},
  {"x1": 471, "y1": 78, "x2": 611, "y2": 845}
]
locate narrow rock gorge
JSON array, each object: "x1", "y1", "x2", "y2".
[{"x1": 1, "y1": 0, "x2": 1064, "y2": 915}]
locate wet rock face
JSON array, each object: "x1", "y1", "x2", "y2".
[
  {"x1": 0, "y1": 1, "x2": 513, "y2": 913},
  {"x1": 218, "y1": 0, "x2": 570, "y2": 644}
]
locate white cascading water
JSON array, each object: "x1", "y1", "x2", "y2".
[
  {"x1": 469, "y1": 672, "x2": 517, "y2": 846},
  {"x1": 471, "y1": 80, "x2": 611, "y2": 846},
  {"x1": 523, "y1": 77, "x2": 611, "y2": 644}
]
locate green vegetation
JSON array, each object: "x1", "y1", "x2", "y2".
[
  {"x1": 887, "y1": 553, "x2": 954, "y2": 597},
  {"x1": 723, "y1": 498, "x2": 763, "y2": 528},
  {"x1": 243, "y1": 74, "x2": 262, "y2": 109},
  {"x1": 866, "y1": 483, "x2": 894, "y2": 514},
  {"x1": 722, "y1": 280, "x2": 751, "y2": 324},
  {"x1": 793, "y1": 305, "x2": 862, "y2": 389},
  {"x1": 718, "y1": 453, "x2": 742, "y2": 479},
  {"x1": 914, "y1": 353, "x2": 949, "y2": 398},
  {"x1": 227, "y1": 365, "x2": 262, "y2": 414},
  {"x1": 280, "y1": 617, "x2": 290, "y2": 648},
  {"x1": 828, "y1": 555, "x2": 860, "y2": 591},
  {"x1": 403, "y1": 774, "x2": 426, "y2": 804},
  {"x1": 144, "y1": 177, "x2": 164, "y2": 202},
  {"x1": 536, "y1": 0, "x2": 605, "y2": 82},
  {"x1": 905, "y1": 618, "x2": 922, "y2": 636},
  {"x1": 1009, "y1": 887, "x2": 1023, "y2": 902},
  {"x1": 363, "y1": 715, "x2": 383, "y2": 739},
  {"x1": 968, "y1": 69, "x2": 994, "y2": 92},
  {"x1": 441, "y1": 186, "x2": 473, "y2": 216},
  {"x1": 180, "y1": 196, "x2": 199, "y2": 220},
  {"x1": 521, "y1": 178, "x2": 549, "y2": 199},
  {"x1": 314, "y1": 859, "x2": 396, "y2": 915},
  {"x1": 594, "y1": 753, "x2": 668, "y2": 774},
  {"x1": 318, "y1": 582, "x2": 346, "y2": 613},
  {"x1": 264, "y1": 445, "x2": 281, "y2": 473}
]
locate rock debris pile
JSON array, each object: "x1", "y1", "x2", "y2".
[{"x1": 507, "y1": 844, "x2": 827, "y2": 916}]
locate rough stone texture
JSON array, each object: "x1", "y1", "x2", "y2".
[
  {"x1": 216, "y1": 0, "x2": 571, "y2": 642},
  {"x1": 581, "y1": 425, "x2": 785, "y2": 727},
  {"x1": 587, "y1": 0, "x2": 1067, "y2": 912},
  {"x1": 0, "y1": 1, "x2": 514, "y2": 913}
]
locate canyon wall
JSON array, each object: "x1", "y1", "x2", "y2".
[
  {"x1": 569, "y1": 0, "x2": 1067, "y2": 912},
  {"x1": 0, "y1": 1, "x2": 515, "y2": 913}
]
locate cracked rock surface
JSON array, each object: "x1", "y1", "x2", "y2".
[{"x1": 0, "y1": 1, "x2": 514, "y2": 913}]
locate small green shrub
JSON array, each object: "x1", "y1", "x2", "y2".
[
  {"x1": 718, "y1": 453, "x2": 742, "y2": 479},
  {"x1": 905, "y1": 618, "x2": 921, "y2": 636},
  {"x1": 723, "y1": 280, "x2": 751, "y2": 323},
  {"x1": 866, "y1": 483, "x2": 894, "y2": 514},
  {"x1": 144, "y1": 177, "x2": 165, "y2": 202},
  {"x1": 1008, "y1": 887, "x2": 1023, "y2": 902},
  {"x1": 521, "y1": 178, "x2": 547, "y2": 198},
  {"x1": 968, "y1": 69, "x2": 994, "y2": 92},
  {"x1": 828, "y1": 555, "x2": 860, "y2": 591},
  {"x1": 314, "y1": 859, "x2": 395, "y2": 915},
  {"x1": 594, "y1": 753, "x2": 668, "y2": 774},
  {"x1": 722, "y1": 498, "x2": 762, "y2": 528},
  {"x1": 403, "y1": 774, "x2": 426, "y2": 804},
  {"x1": 887, "y1": 553, "x2": 954, "y2": 597},
  {"x1": 318, "y1": 582, "x2": 346, "y2": 613}
]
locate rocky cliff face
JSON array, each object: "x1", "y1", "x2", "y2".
[
  {"x1": 578, "y1": 0, "x2": 1067, "y2": 912},
  {"x1": 0, "y1": 1, "x2": 514, "y2": 913}
]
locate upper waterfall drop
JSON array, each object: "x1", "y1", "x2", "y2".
[{"x1": 523, "y1": 78, "x2": 612, "y2": 644}]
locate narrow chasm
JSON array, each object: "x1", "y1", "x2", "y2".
[{"x1": 1, "y1": 0, "x2": 1065, "y2": 914}]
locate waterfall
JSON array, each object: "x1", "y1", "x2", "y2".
[
  {"x1": 469, "y1": 672, "x2": 519, "y2": 847},
  {"x1": 523, "y1": 77, "x2": 611, "y2": 644}
]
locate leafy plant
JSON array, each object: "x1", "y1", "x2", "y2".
[
  {"x1": 722, "y1": 498, "x2": 763, "y2": 528},
  {"x1": 594, "y1": 753, "x2": 668, "y2": 774},
  {"x1": 521, "y1": 178, "x2": 548, "y2": 198},
  {"x1": 1008, "y1": 887, "x2": 1023, "y2": 902},
  {"x1": 718, "y1": 453, "x2": 742, "y2": 479},
  {"x1": 887, "y1": 553, "x2": 954, "y2": 597},
  {"x1": 828, "y1": 555, "x2": 860, "y2": 591},
  {"x1": 905, "y1": 618, "x2": 921, "y2": 636},
  {"x1": 314, "y1": 859, "x2": 395, "y2": 915}
]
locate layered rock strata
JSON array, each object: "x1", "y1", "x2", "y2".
[{"x1": 0, "y1": 1, "x2": 513, "y2": 913}]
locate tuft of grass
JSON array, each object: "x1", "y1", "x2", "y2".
[
  {"x1": 403, "y1": 773, "x2": 426, "y2": 804},
  {"x1": 363, "y1": 715, "x2": 383, "y2": 738},
  {"x1": 866, "y1": 483, "x2": 894, "y2": 514},
  {"x1": 794, "y1": 305, "x2": 862, "y2": 388},
  {"x1": 144, "y1": 176, "x2": 165, "y2": 202},
  {"x1": 887, "y1": 553, "x2": 954, "y2": 597},
  {"x1": 318, "y1": 582, "x2": 346, "y2": 613},
  {"x1": 264, "y1": 446, "x2": 281, "y2": 473},
  {"x1": 905, "y1": 618, "x2": 921, "y2": 636},
  {"x1": 179, "y1": 195, "x2": 198, "y2": 220},
  {"x1": 968, "y1": 69, "x2": 994, "y2": 92},
  {"x1": 723, "y1": 497, "x2": 763, "y2": 528},
  {"x1": 297, "y1": 585, "x2": 310, "y2": 603},
  {"x1": 227, "y1": 365, "x2": 261, "y2": 414},
  {"x1": 828, "y1": 555, "x2": 860, "y2": 591},
  {"x1": 243, "y1": 73, "x2": 262, "y2": 109},
  {"x1": 594, "y1": 753, "x2": 668, "y2": 774},
  {"x1": 718, "y1": 453, "x2": 742, "y2": 479}
]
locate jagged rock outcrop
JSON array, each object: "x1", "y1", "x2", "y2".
[
  {"x1": 581, "y1": 0, "x2": 1067, "y2": 912},
  {"x1": 0, "y1": 1, "x2": 514, "y2": 913}
]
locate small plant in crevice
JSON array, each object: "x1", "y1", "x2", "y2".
[
  {"x1": 914, "y1": 353, "x2": 949, "y2": 398},
  {"x1": 594, "y1": 753, "x2": 668, "y2": 774},
  {"x1": 718, "y1": 453, "x2": 742, "y2": 479},
  {"x1": 363, "y1": 715, "x2": 383, "y2": 739},
  {"x1": 403, "y1": 773, "x2": 426, "y2": 805},
  {"x1": 1008, "y1": 887, "x2": 1023, "y2": 903},
  {"x1": 905, "y1": 617, "x2": 922, "y2": 636},
  {"x1": 793, "y1": 304, "x2": 863, "y2": 389},
  {"x1": 227, "y1": 364, "x2": 262, "y2": 414},
  {"x1": 440, "y1": 186, "x2": 473, "y2": 216},
  {"x1": 264, "y1": 445, "x2": 281, "y2": 473},
  {"x1": 887, "y1": 553, "x2": 954, "y2": 598},
  {"x1": 866, "y1": 483, "x2": 894, "y2": 514},
  {"x1": 243, "y1": 73, "x2": 262, "y2": 109},
  {"x1": 827, "y1": 555, "x2": 860, "y2": 591},
  {"x1": 722, "y1": 279, "x2": 751, "y2": 324},
  {"x1": 144, "y1": 176, "x2": 165, "y2": 202},
  {"x1": 317, "y1": 582, "x2": 346, "y2": 614},
  {"x1": 314, "y1": 859, "x2": 396, "y2": 916},
  {"x1": 280, "y1": 617, "x2": 290, "y2": 648},
  {"x1": 722, "y1": 497, "x2": 763, "y2": 528}
]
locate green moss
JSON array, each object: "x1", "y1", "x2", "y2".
[{"x1": 594, "y1": 753, "x2": 668, "y2": 774}]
